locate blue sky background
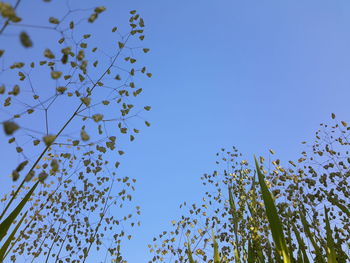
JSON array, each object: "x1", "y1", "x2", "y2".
[
  {"x1": 120, "y1": 1, "x2": 350, "y2": 261},
  {"x1": 1, "y1": 0, "x2": 350, "y2": 262}
]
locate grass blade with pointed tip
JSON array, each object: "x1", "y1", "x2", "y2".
[
  {"x1": 247, "y1": 239, "x2": 255, "y2": 263},
  {"x1": 228, "y1": 186, "x2": 241, "y2": 263},
  {"x1": 0, "y1": 181, "x2": 38, "y2": 242},
  {"x1": 212, "y1": 229, "x2": 220, "y2": 263},
  {"x1": 286, "y1": 222, "x2": 295, "y2": 263},
  {"x1": 328, "y1": 196, "x2": 350, "y2": 218},
  {"x1": 0, "y1": 210, "x2": 28, "y2": 261},
  {"x1": 299, "y1": 206, "x2": 325, "y2": 263},
  {"x1": 296, "y1": 250, "x2": 303, "y2": 263},
  {"x1": 291, "y1": 222, "x2": 309, "y2": 263},
  {"x1": 187, "y1": 242, "x2": 195, "y2": 263},
  {"x1": 324, "y1": 206, "x2": 337, "y2": 263},
  {"x1": 228, "y1": 186, "x2": 238, "y2": 238},
  {"x1": 254, "y1": 156, "x2": 290, "y2": 263}
]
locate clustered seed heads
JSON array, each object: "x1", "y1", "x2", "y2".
[
  {"x1": 150, "y1": 118, "x2": 350, "y2": 262},
  {"x1": 0, "y1": 3, "x2": 150, "y2": 262}
]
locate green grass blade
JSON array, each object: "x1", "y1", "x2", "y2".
[
  {"x1": 228, "y1": 186, "x2": 241, "y2": 263},
  {"x1": 0, "y1": 181, "x2": 38, "y2": 242},
  {"x1": 187, "y1": 242, "x2": 195, "y2": 263},
  {"x1": 247, "y1": 239, "x2": 255, "y2": 263},
  {"x1": 286, "y1": 220, "x2": 294, "y2": 262},
  {"x1": 328, "y1": 196, "x2": 350, "y2": 218},
  {"x1": 212, "y1": 229, "x2": 220, "y2": 263},
  {"x1": 254, "y1": 156, "x2": 290, "y2": 263},
  {"x1": 256, "y1": 243, "x2": 265, "y2": 263},
  {"x1": 291, "y1": 222, "x2": 309, "y2": 263},
  {"x1": 228, "y1": 186, "x2": 238, "y2": 236},
  {"x1": 299, "y1": 206, "x2": 325, "y2": 263},
  {"x1": 324, "y1": 206, "x2": 337, "y2": 263},
  {"x1": 0, "y1": 210, "x2": 28, "y2": 261},
  {"x1": 296, "y1": 249, "x2": 303, "y2": 263}
]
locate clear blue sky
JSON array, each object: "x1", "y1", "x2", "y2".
[{"x1": 1, "y1": 0, "x2": 350, "y2": 262}]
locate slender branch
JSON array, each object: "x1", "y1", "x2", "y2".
[
  {"x1": 54, "y1": 225, "x2": 71, "y2": 263},
  {"x1": 0, "y1": 0, "x2": 22, "y2": 35},
  {"x1": 82, "y1": 168, "x2": 116, "y2": 263},
  {"x1": 0, "y1": 30, "x2": 131, "y2": 237},
  {"x1": 45, "y1": 221, "x2": 62, "y2": 263}
]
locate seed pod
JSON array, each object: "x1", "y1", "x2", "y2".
[
  {"x1": 43, "y1": 135, "x2": 56, "y2": 146},
  {"x1": 51, "y1": 159, "x2": 59, "y2": 172},
  {"x1": 16, "y1": 160, "x2": 29, "y2": 172},
  {"x1": 80, "y1": 129, "x2": 90, "y2": 141},
  {"x1": 20, "y1": 31, "x2": 33, "y2": 47},
  {"x1": 25, "y1": 170, "x2": 35, "y2": 182},
  {"x1": 38, "y1": 171, "x2": 48, "y2": 182},
  {"x1": 12, "y1": 170, "x2": 19, "y2": 181},
  {"x1": 3, "y1": 121, "x2": 19, "y2": 135}
]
